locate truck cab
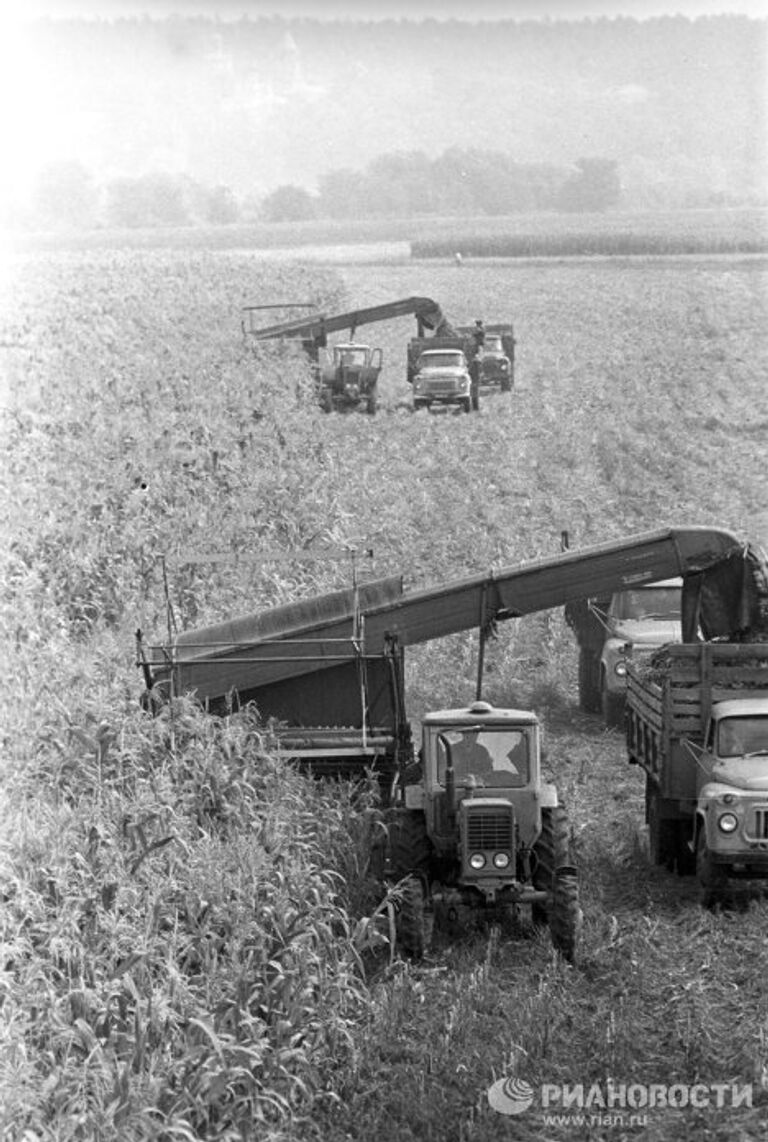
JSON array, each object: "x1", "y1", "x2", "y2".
[
  {"x1": 598, "y1": 578, "x2": 682, "y2": 725},
  {"x1": 695, "y1": 699, "x2": 768, "y2": 890}
]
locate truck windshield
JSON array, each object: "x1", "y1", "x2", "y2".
[
  {"x1": 611, "y1": 586, "x2": 680, "y2": 621},
  {"x1": 718, "y1": 716, "x2": 768, "y2": 757},
  {"x1": 418, "y1": 353, "x2": 463, "y2": 369},
  {"x1": 485, "y1": 336, "x2": 503, "y2": 352},
  {"x1": 433, "y1": 728, "x2": 530, "y2": 788}
]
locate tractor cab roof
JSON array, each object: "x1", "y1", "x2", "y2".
[{"x1": 422, "y1": 701, "x2": 539, "y2": 727}]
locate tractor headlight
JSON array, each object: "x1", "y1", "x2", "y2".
[
  {"x1": 718, "y1": 813, "x2": 738, "y2": 834},
  {"x1": 469, "y1": 852, "x2": 486, "y2": 870},
  {"x1": 493, "y1": 852, "x2": 511, "y2": 869}
]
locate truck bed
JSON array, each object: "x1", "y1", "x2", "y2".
[{"x1": 627, "y1": 643, "x2": 768, "y2": 800}]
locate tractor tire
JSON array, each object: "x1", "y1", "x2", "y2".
[
  {"x1": 386, "y1": 809, "x2": 431, "y2": 880},
  {"x1": 577, "y1": 648, "x2": 601, "y2": 713},
  {"x1": 646, "y1": 782, "x2": 677, "y2": 870},
  {"x1": 500, "y1": 376, "x2": 512, "y2": 393},
  {"x1": 549, "y1": 872, "x2": 580, "y2": 964},
  {"x1": 601, "y1": 680, "x2": 625, "y2": 729},
  {"x1": 365, "y1": 392, "x2": 378, "y2": 415},
  {"x1": 395, "y1": 875, "x2": 433, "y2": 960},
  {"x1": 531, "y1": 806, "x2": 580, "y2": 961},
  {"x1": 696, "y1": 829, "x2": 727, "y2": 908}
]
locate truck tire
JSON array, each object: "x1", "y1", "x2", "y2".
[
  {"x1": 395, "y1": 875, "x2": 433, "y2": 960},
  {"x1": 531, "y1": 806, "x2": 580, "y2": 962},
  {"x1": 646, "y1": 783, "x2": 677, "y2": 870},
  {"x1": 696, "y1": 829, "x2": 728, "y2": 908},
  {"x1": 601, "y1": 680, "x2": 625, "y2": 729},
  {"x1": 462, "y1": 398, "x2": 471, "y2": 414},
  {"x1": 675, "y1": 823, "x2": 695, "y2": 877},
  {"x1": 471, "y1": 382, "x2": 480, "y2": 411},
  {"x1": 578, "y1": 648, "x2": 601, "y2": 713},
  {"x1": 386, "y1": 809, "x2": 431, "y2": 879}
]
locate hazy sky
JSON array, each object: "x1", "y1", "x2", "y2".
[{"x1": 13, "y1": 0, "x2": 768, "y2": 19}]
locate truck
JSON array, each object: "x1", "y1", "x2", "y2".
[
  {"x1": 406, "y1": 320, "x2": 516, "y2": 411},
  {"x1": 243, "y1": 296, "x2": 457, "y2": 415},
  {"x1": 411, "y1": 347, "x2": 477, "y2": 413},
  {"x1": 457, "y1": 324, "x2": 515, "y2": 392},
  {"x1": 566, "y1": 578, "x2": 683, "y2": 726},
  {"x1": 626, "y1": 643, "x2": 768, "y2": 906},
  {"x1": 140, "y1": 525, "x2": 761, "y2": 955}
]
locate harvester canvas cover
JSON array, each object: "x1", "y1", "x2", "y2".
[{"x1": 147, "y1": 527, "x2": 766, "y2": 713}]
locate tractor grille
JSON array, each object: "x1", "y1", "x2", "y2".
[
  {"x1": 750, "y1": 808, "x2": 768, "y2": 841},
  {"x1": 466, "y1": 809, "x2": 514, "y2": 850}
]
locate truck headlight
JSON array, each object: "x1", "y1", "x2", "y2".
[
  {"x1": 718, "y1": 813, "x2": 738, "y2": 834},
  {"x1": 460, "y1": 376, "x2": 470, "y2": 390},
  {"x1": 493, "y1": 852, "x2": 510, "y2": 869},
  {"x1": 469, "y1": 853, "x2": 486, "y2": 870},
  {"x1": 614, "y1": 661, "x2": 627, "y2": 677}
]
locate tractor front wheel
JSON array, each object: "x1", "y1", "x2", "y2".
[
  {"x1": 531, "y1": 805, "x2": 580, "y2": 962},
  {"x1": 395, "y1": 875, "x2": 433, "y2": 960}
]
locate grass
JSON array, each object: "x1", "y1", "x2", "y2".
[{"x1": 2, "y1": 233, "x2": 768, "y2": 1139}]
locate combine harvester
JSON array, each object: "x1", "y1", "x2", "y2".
[{"x1": 139, "y1": 527, "x2": 768, "y2": 955}]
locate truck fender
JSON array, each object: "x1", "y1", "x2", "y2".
[
  {"x1": 692, "y1": 810, "x2": 708, "y2": 850},
  {"x1": 538, "y1": 783, "x2": 559, "y2": 809}
]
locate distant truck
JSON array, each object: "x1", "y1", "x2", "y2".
[
  {"x1": 566, "y1": 579, "x2": 682, "y2": 726},
  {"x1": 407, "y1": 321, "x2": 515, "y2": 409},
  {"x1": 410, "y1": 347, "x2": 478, "y2": 413},
  {"x1": 317, "y1": 342, "x2": 382, "y2": 414},
  {"x1": 457, "y1": 324, "x2": 515, "y2": 392},
  {"x1": 626, "y1": 643, "x2": 768, "y2": 906}
]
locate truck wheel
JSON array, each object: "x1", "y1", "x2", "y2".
[
  {"x1": 675, "y1": 823, "x2": 695, "y2": 877},
  {"x1": 646, "y1": 783, "x2": 676, "y2": 870},
  {"x1": 696, "y1": 829, "x2": 728, "y2": 908},
  {"x1": 601, "y1": 681, "x2": 625, "y2": 729},
  {"x1": 395, "y1": 875, "x2": 433, "y2": 960},
  {"x1": 386, "y1": 809, "x2": 431, "y2": 879},
  {"x1": 531, "y1": 806, "x2": 580, "y2": 961},
  {"x1": 578, "y1": 648, "x2": 601, "y2": 713},
  {"x1": 471, "y1": 383, "x2": 480, "y2": 411},
  {"x1": 462, "y1": 398, "x2": 471, "y2": 414}
]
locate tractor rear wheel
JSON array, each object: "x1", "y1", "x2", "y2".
[
  {"x1": 386, "y1": 810, "x2": 431, "y2": 879},
  {"x1": 531, "y1": 805, "x2": 580, "y2": 962},
  {"x1": 395, "y1": 875, "x2": 433, "y2": 960}
]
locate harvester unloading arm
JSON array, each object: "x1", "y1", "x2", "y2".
[
  {"x1": 242, "y1": 296, "x2": 458, "y2": 344},
  {"x1": 145, "y1": 526, "x2": 766, "y2": 707}
]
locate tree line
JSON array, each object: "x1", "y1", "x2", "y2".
[{"x1": 16, "y1": 152, "x2": 621, "y2": 232}]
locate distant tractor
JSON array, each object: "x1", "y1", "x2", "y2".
[{"x1": 317, "y1": 342, "x2": 382, "y2": 414}]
